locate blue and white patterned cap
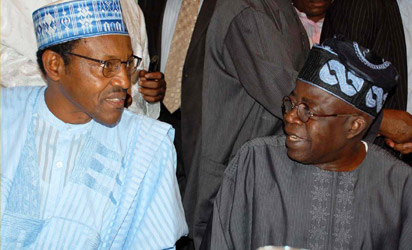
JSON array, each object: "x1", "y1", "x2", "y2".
[
  {"x1": 298, "y1": 36, "x2": 399, "y2": 118},
  {"x1": 32, "y1": 0, "x2": 128, "y2": 50}
]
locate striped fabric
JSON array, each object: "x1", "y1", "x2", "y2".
[
  {"x1": 208, "y1": 135, "x2": 412, "y2": 249},
  {"x1": 32, "y1": 100, "x2": 90, "y2": 219},
  {"x1": 1, "y1": 86, "x2": 188, "y2": 249},
  {"x1": 320, "y1": 0, "x2": 408, "y2": 111}
]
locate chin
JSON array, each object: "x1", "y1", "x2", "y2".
[
  {"x1": 286, "y1": 148, "x2": 312, "y2": 165},
  {"x1": 94, "y1": 112, "x2": 123, "y2": 127}
]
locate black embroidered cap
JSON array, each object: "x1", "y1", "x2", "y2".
[{"x1": 298, "y1": 36, "x2": 399, "y2": 117}]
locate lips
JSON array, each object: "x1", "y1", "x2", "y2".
[
  {"x1": 286, "y1": 133, "x2": 307, "y2": 146},
  {"x1": 288, "y1": 134, "x2": 304, "y2": 141},
  {"x1": 284, "y1": 126, "x2": 309, "y2": 148},
  {"x1": 105, "y1": 94, "x2": 126, "y2": 108}
]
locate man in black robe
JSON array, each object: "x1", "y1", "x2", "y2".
[{"x1": 205, "y1": 37, "x2": 412, "y2": 250}]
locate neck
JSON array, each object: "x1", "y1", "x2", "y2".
[
  {"x1": 307, "y1": 15, "x2": 324, "y2": 23},
  {"x1": 315, "y1": 141, "x2": 367, "y2": 172},
  {"x1": 45, "y1": 87, "x2": 92, "y2": 124}
]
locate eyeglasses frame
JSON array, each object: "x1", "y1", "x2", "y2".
[
  {"x1": 282, "y1": 96, "x2": 358, "y2": 123},
  {"x1": 67, "y1": 52, "x2": 142, "y2": 78}
]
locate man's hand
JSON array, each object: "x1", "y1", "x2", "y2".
[
  {"x1": 384, "y1": 138, "x2": 412, "y2": 154},
  {"x1": 138, "y1": 70, "x2": 166, "y2": 103},
  {"x1": 379, "y1": 109, "x2": 412, "y2": 154}
]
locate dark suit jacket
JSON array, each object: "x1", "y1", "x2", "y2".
[
  {"x1": 183, "y1": 0, "x2": 310, "y2": 247},
  {"x1": 138, "y1": 0, "x2": 218, "y2": 189}
]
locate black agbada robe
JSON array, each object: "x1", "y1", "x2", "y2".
[{"x1": 206, "y1": 136, "x2": 412, "y2": 250}]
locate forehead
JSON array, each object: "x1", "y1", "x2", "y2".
[
  {"x1": 75, "y1": 35, "x2": 133, "y2": 57},
  {"x1": 292, "y1": 80, "x2": 350, "y2": 111},
  {"x1": 293, "y1": 80, "x2": 332, "y2": 101}
]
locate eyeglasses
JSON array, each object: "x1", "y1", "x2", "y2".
[
  {"x1": 282, "y1": 96, "x2": 358, "y2": 123},
  {"x1": 67, "y1": 52, "x2": 142, "y2": 78}
]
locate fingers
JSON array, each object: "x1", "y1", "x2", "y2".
[
  {"x1": 141, "y1": 94, "x2": 164, "y2": 103},
  {"x1": 139, "y1": 86, "x2": 165, "y2": 97},
  {"x1": 139, "y1": 70, "x2": 164, "y2": 80},
  {"x1": 394, "y1": 143, "x2": 412, "y2": 154},
  {"x1": 385, "y1": 138, "x2": 412, "y2": 154},
  {"x1": 138, "y1": 71, "x2": 166, "y2": 103},
  {"x1": 139, "y1": 69, "x2": 148, "y2": 77},
  {"x1": 143, "y1": 71, "x2": 164, "y2": 80},
  {"x1": 384, "y1": 138, "x2": 396, "y2": 148},
  {"x1": 139, "y1": 78, "x2": 166, "y2": 89},
  {"x1": 139, "y1": 86, "x2": 165, "y2": 102},
  {"x1": 135, "y1": 70, "x2": 167, "y2": 103},
  {"x1": 138, "y1": 71, "x2": 165, "y2": 88}
]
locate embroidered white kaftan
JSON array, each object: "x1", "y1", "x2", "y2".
[{"x1": 1, "y1": 86, "x2": 188, "y2": 249}]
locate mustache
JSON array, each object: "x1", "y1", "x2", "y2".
[{"x1": 110, "y1": 86, "x2": 128, "y2": 94}]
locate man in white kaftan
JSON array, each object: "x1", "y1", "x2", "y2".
[
  {"x1": 0, "y1": 0, "x2": 161, "y2": 118},
  {"x1": 1, "y1": 0, "x2": 188, "y2": 249}
]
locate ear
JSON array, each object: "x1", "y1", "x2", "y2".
[
  {"x1": 42, "y1": 50, "x2": 65, "y2": 82},
  {"x1": 346, "y1": 116, "x2": 368, "y2": 139}
]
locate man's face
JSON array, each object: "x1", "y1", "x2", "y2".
[
  {"x1": 293, "y1": 0, "x2": 332, "y2": 22},
  {"x1": 284, "y1": 80, "x2": 354, "y2": 166},
  {"x1": 56, "y1": 35, "x2": 133, "y2": 126}
]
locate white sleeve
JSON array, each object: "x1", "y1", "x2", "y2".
[{"x1": 0, "y1": 0, "x2": 51, "y2": 88}]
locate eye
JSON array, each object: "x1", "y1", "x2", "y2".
[
  {"x1": 300, "y1": 103, "x2": 313, "y2": 116},
  {"x1": 126, "y1": 57, "x2": 135, "y2": 68},
  {"x1": 104, "y1": 59, "x2": 120, "y2": 72},
  {"x1": 104, "y1": 60, "x2": 114, "y2": 69}
]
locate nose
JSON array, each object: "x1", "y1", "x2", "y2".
[
  {"x1": 111, "y1": 64, "x2": 131, "y2": 90},
  {"x1": 284, "y1": 105, "x2": 303, "y2": 125}
]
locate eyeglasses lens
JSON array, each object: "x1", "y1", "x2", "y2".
[
  {"x1": 282, "y1": 97, "x2": 293, "y2": 114},
  {"x1": 103, "y1": 57, "x2": 141, "y2": 77},
  {"x1": 298, "y1": 104, "x2": 310, "y2": 123},
  {"x1": 282, "y1": 96, "x2": 310, "y2": 123}
]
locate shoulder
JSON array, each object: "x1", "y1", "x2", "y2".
[
  {"x1": 1, "y1": 86, "x2": 44, "y2": 108},
  {"x1": 225, "y1": 135, "x2": 289, "y2": 179},
  {"x1": 365, "y1": 143, "x2": 412, "y2": 179},
  {"x1": 238, "y1": 134, "x2": 287, "y2": 158},
  {"x1": 213, "y1": 0, "x2": 288, "y2": 22},
  {"x1": 215, "y1": 0, "x2": 300, "y2": 46},
  {"x1": 119, "y1": 110, "x2": 174, "y2": 143},
  {"x1": 210, "y1": 0, "x2": 267, "y2": 28},
  {"x1": 236, "y1": 134, "x2": 286, "y2": 158},
  {"x1": 111, "y1": 110, "x2": 174, "y2": 157},
  {"x1": 1, "y1": 86, "x2": 44, "y2": 127},
  {"x1": 97, "y1": 109, "x2": 174, "y2": 143}
]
